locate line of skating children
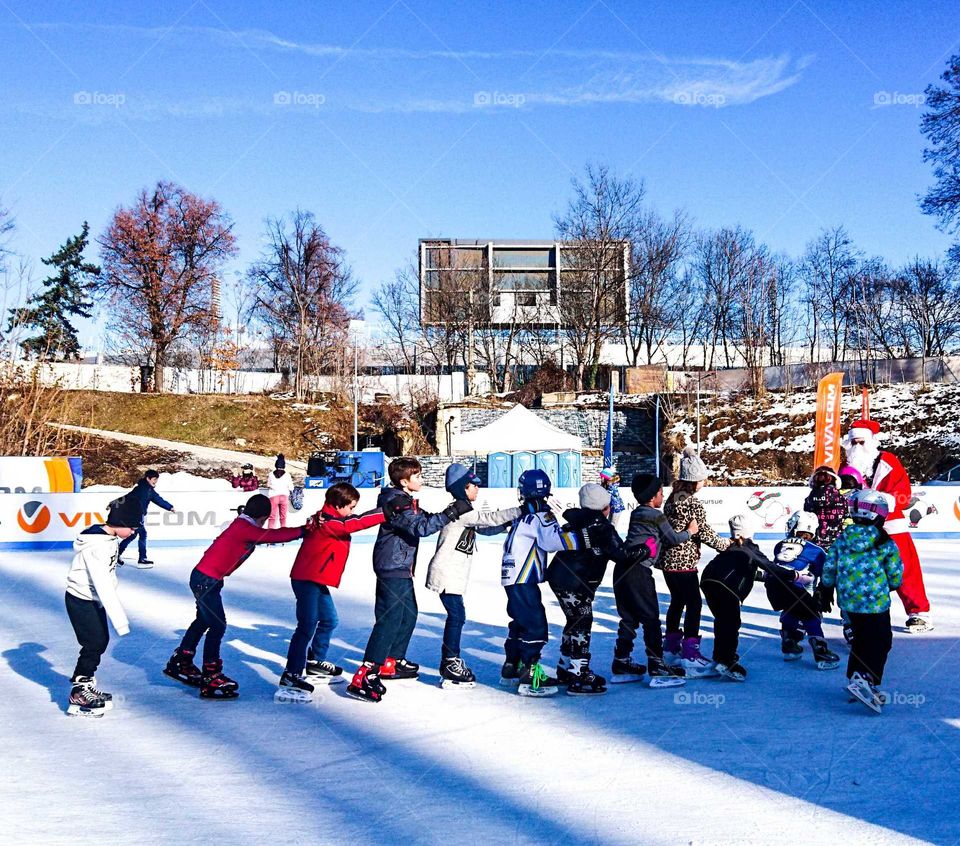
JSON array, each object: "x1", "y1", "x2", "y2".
[{"x1": 63, "y1": 453, "x2": 902, "y2": 716}]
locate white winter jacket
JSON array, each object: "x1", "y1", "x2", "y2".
[
  {"x1": 500, "y1": 509, "x2": 584, "y2": 587},
  {"x1": 425, "y1": 506, "x2": 521, "y2": 595},
  {"x1": 267, "y1": 470, "x2": 293, "y2": 497},
  {"x1": 66, "y1": 527, "x2": 130, "y2": 636}
]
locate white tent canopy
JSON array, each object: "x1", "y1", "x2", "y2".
[{"x1": 451, "y1": 404, "x2": 583, "y2": 453}]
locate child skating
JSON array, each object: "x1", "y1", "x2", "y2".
[
  {"x1": 347, "y1": 458, "x2": 470, "y2": 703},
  {"x1": 424, "y1": 463, "x2": 520, "y2": 689},
  {"x1": 164, "y1": 493, "x2": 308, "y2": 699},
  {"x1": 804, "y1": 465, "x2": 848, "y2": 551},
  {"x1": 821, "y1": 490, "x2": 903, "y2": 713},
  {"x1": 500, "y1": 469, "x2": 587, "y2": 697},
  {"x1": 613, "y1": 473, "x2": 692, "y2": 688},
  {"x1": 662, "y1": 447, "x2": 729, "y2": 677},
  {"x1": 767, "y1": 511, "x2": 840, "y2": 670},
  {"x1": 700, "y1": 515, "x2": 777, "y2": 681},
  {"x1": 64, "y1": 496, "x2": 141, "y2": 717},
  {"x1": 277, "y1": 483, "x2": 386, "y2": 703}
]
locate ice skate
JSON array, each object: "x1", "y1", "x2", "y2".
[
  {"x1": 132, "y1": 558, "x2": 154, "y2": 570},
  {"x1": 565, "y1": 658, "x2": 607, "y2": 696},
  {"x1": 609, "y1": 655, "x2": 647, "y2": 684},
  {"x1": 646, "y1": 655, "x2": 686, "y2": 689},
  {"x1": 305, "y1": 659, "x2": 346, "y2": 685},
  {"x1": 715, "y1": 661, "x2": 747, "y2": 682},
  {"x1": 905, "y1": 614, "x2": 934, "y2": 634},
  {"x1": 89, "y1": 677, "x2": 114, "y2": 710},
  {"x1": 275, "y1": 671, "x2": 314, "y2": 703},
  {"x1": 662, "y1": 632, "x2": 683, "y2": 668},
  {"x1": 499, "y1": 661, "x2": 523, "y2": 687},
  {"x1": 846, "y1": 672, "x2": 882, "y2": 713},
  {"x1": 163, "y1": 647, "x2": 202, "y2": 687},
  {"x1": 381, "y1": 657, "x2": 419, "y2": 681},
  {"x1": 66, "y1": 676, "x2": 106, "y2": 718},
  {"x1": 556, "y1": 655, "x2": 577, "y2": 685},
  {"x1": 199, "y1": 660, "x2": 239, "y2": 700},
  {"x1": 809, "y1": 636, "x2": 840, "y2": 670},
  {"x1": 439, "y1": 656, "x2": 476, "y2": 689},
  {"x1": 680, "y1": 637, "x2": 719, "y2": 678},
  {"x1": 517, "y1": 662, "x2": 559, "y2": 697},
  {"x1": 781, "y1": 631, "x2": 804, "y2": 661},
  {"x1": 346, "y1": 664, "x2": 384, "y2": 703}
]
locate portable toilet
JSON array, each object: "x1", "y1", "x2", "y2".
[
  {"x1": 356, "y1": 450, "x2": 386, "y2": 488},
  {"x1": 534, "y1": 451, "x2": 560, "y2": 488},
  {"x1": 511, "y1": 451, "x2": 536, "y2": 487},
  {"x1": 557, "y1": 451, "x2": 582, "y2": 489},
  {"x1": 487, "y1": 452, "x2": 512, "y2": 488}
]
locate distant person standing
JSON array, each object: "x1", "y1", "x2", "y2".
[
  {"x1": 599, "y1": 468, "x2": 625, "y2": 524},
  {"x1": 118, "y1": 469, "x2": 175, "y2": 569},
  {"x1": 268, "y1": 454, "x2": 293, "y2": 529}
]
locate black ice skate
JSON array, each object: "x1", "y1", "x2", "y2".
[
  {"x1": 646, "y1": 654, "x2": 686, "y2": 689},
  {"x1": 781, "y1": 632, "x2": 804, "y2": 661},
  {"x1": 88, "y1": 676, "x2": 114, "y2": 710},
  {"x1": 200, "y1": 660, "x2": 239, "y2": 700},
  {"x1": 499, "y1": 661, "x2": 523, "y2": 687},
  {"x1": 275, "y1": 671, "x2": 315, "y2": 703},
  {"x1": 346, "y1": 664, "x2": 384, "y2": 703},
  {"x1": 809, "y1": 637, "x2": 840, "y2": 670},
  {"x1": 388, "y1": 658, "x2": 420, "y2": 681},
  {"x1": 305, "y1": 659, "x2": 345, "y2": 685},
  {"x1": 439, "y1": 656, "x2": 476, "y2": 689},
  {"x1": 556, "y1": 657, "x2": 578, "y2": 686},
  {"x1": 715, "y1": 661, "x2": 747, "y2": 682},
  {"x1": 905, "y1": 614, "x2": 934, "y2": 634},
  {"x1": 164, "y1": 647, "x2": 203, "y2": 687},
  {"x1": 517, "y1": 662, "x2": 559, "y2": 697},
  {"x1": 67, "y1": 676, "x2": 107, "y2": 718},
  {"x1": 609, "y1": 655, "x2": 647, "y2": 684},
  {"x1": 565, "y1": 659, "x2": 607, "y2": 696}
]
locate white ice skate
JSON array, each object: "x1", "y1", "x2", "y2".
[
  {"x1": 846, "y1": 672, "x2": 882, "y2": 713},
  {"x1": 905, "y1": 614, "x2": 934, "y2": 634},
  {"x1": 681, "y1": 656, "x2": 719, "y2": 679}
]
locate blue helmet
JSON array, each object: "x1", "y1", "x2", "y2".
[{"x1": 517, "y1": 469, "x2": 551, "y2": 500}]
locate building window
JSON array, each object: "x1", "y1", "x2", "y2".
[{"x1": 492, "y1": 248, "x2": 554, "y2": 269}]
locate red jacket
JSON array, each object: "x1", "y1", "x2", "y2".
[
  {"x1": 290, "y1": 504, "x2": 385, "y2": 587},
  {"x1": 196, "y1": 516, "x2": 303, "y2": 580},
  {"x1": 230, "y1": 474, "x2": 260, "y2": 492}
]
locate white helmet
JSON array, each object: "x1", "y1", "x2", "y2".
[
  {"x1": 786, "y1": 511, "x2": 819, "y2": 537},
  {"x1": 848, "y1": 489, "x2": 889, "y2": 523}
]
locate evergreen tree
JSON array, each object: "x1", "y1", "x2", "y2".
[
  {"x1": 921, "y1": 53, "x2": 960, "y2": 263},
  {"x1": 8, "y1": 222, "x2": 98, "y2": 359}
]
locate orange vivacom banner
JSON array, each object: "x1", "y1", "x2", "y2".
[{"x1": 813, "y1": 372, "x2": 844, "y2": 471}]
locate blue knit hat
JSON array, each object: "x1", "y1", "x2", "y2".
[{"x1": 445, "y1": 462, "x2": 481, "y2": 501}]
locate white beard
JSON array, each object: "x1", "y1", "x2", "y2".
[{"x1": 845, "y1": 442, "x2": 879, "y2": 480}]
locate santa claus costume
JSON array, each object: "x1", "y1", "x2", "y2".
[{"x1": 842, "y1": 419, "x2": 932, "y2": 632}]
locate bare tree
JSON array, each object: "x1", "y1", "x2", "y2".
[
  {"x1": 246, "y1": 209, "x2": 356, "y2": 400},
  {"x1": 897, "y1": 257, "x2": 960, "y2": 357},
  {"x1": 96, "y1": 181, "x2": 237, "y2": 392},
  {"x1": 554, "y1": 164, "x2": 637, "y2": 389},
  {"x1": 800, "y1": 226, "x2": 860, "y2": 362},
  {"x1": 371, "y1": 260, "x2": 422, "y2": 373},
  {"x1": 624, "y1": 208, "x2": 691, "y2": 365}
]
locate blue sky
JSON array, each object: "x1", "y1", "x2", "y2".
[{"x1": 1, "y1": 1, "x2": 957, "y2": 346}]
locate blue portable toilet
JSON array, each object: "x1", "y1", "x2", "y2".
[
  {"x1": 487, "y1": 452, "x2": 512, "y2": 488},
  {"x1": 356, "y1": 450, "x2": 386, "y2": 488},
  {"x1": 557, "y1": 451, "x2": 582, "y2": 489},
  {"x1": 511, "y1": 451, "x2": 535, "y2": 487},
  {"x1": 534, "y1": 451, "x2": 560, "y2": 488}
]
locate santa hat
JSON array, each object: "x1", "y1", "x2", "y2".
[{"x1": 847, "y1": 418, "x2": 880, "y2": 443}]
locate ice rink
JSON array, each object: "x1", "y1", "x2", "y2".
[{"x1": 1, "y1": 536, "x2": 957, "y2": 845}]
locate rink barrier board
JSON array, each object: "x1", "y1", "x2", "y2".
[{"x1": 1, "y1": 485, "x2": 958, "y2": 549}]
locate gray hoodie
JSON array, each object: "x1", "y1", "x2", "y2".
[{"x1": 66, "y1": 526, "x2": 130, "y2": 635}]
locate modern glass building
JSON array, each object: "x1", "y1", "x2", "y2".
[{"x1": 419, "y1": 238, "x2": 629, "y2": 329}]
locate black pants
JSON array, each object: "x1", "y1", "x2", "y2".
[
  {"x1": 364, "y1": 577, "x2": 418, "y2": 666},
  {"x1": 612, "y1": 563, "x2": 663, "y2": 659},
  {"x1": 504, "y1": 581, "x2": 548, "y2": 666},
  {"x1": 701, "y1": 582, "x2": 741, "y2": 665},
  {"x1": 847, "y1": 610, "x2": 893, "y2": 684},
  {"x1": 180, "y1": 568, "x2": 227, "y2": 664},
  {"x1": 551, "y1": 585, "x2": 595, "y2": 660},
  {"x1": 664, "y1": 570, "x2": 702, "y2": 638},
  {"x1": 65, "y1": 592, "x2": 109, "y2": 680}
]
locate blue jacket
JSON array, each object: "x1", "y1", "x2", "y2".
[
  {"x1": 127, "y1": 478, "x2": 174, "y2": 518},
  {"x1": 372, "y1": 486, "x2": 453, "y2": 579}
]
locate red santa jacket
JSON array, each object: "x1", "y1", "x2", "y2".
[
  {"x1": 871, "y1": 451, "x2": 911, "y2": 535},
  {"x1": 290, "y1": 504, "x2": 386, "y2": 587},
  {"x1": 196, "y1": 516, "x2": 304, "y2": 580}
]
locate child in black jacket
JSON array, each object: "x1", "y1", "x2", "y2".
[
  {"x1": 546, "y1": 484, "x2": 639, "y2": 695},
  {"x1": 700, "y1": 514, "x2": 780, "y2": 681}
]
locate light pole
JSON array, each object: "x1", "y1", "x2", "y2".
[{"x1": 349, "y1": 319, "x2": 366, "y2": 452}]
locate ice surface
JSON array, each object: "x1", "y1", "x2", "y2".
[{"x1": 1, "y1": 536, "x2": 957, "y2": 845}]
